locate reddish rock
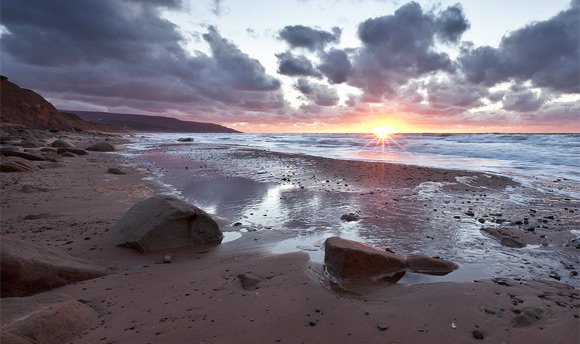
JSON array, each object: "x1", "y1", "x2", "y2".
[
  {"x1": 0, "y1": 149, "x2": 47, "y2": 161},
  {"x1": 0, "y1": 293, "x2": 97, "y2": 344},
  {"x1": 1, "y1": 237, "x2": 109, "y2": 297},
  {"x1": 405, "y1": 254, "x2": 459, "y2": 276},
  {"x1": 324, "y1": 237, "x2": 406, "y2": 281},
  {"x1": 112, "y1": 195, "x2": 223, "y2": 253}
]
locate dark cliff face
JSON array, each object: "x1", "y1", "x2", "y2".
[
  {"x1": 0, "y1": 76, "x2": 116, "y2": 132},
  {"x1": 70, "y1": 111, "x2": 241, "y2": 133}
]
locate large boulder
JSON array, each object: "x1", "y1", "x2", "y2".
[
  {"x1": 1, "y1": 293, "x2": 97, "y2": 344},
  {"x1": 0, "y1": 237, "x2": 110, "y2": 297},
  {"x1": 405, "y1": 254, "x2": 459, "y2": 276},
  {"x1": 86, "y1": 142, "x2": 115, "y2": 152},
  {"x1": 112, "y1": 195, "x2": 223, "y2": 253},
  {"x1": 0, "y1": 157, "x2": 38, "y2": 172},
  {"x1": 324, "y1": 237, "x2": 406, "y2": 281}
]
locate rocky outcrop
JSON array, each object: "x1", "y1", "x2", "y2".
[
  {"x1": 0, "y1": 237, "x2": 109, "y2": 297},
  {"x1": 0, "y1": 76, "x2": 115, "y2": 132},
  {"x1": 324, "y1": 237, "x2": 406, "y2": 281},
  {"x1": 112, "y1": 195, "x2": 223, "y2": 253},
  {"x1": 0, "y1": 293, "x2": 97, "y2": 344},
  {"x1": 405, "y1": 254, "x2": 458, "y2": 276},
  {"x1": 86, "y1": 142, "x2": 115, "y2": 152},
  {"x1": 481, "y1": 227, "x2": 526, "y2": 248},
  {"x1": 0, "y1": 157, "x2": 38, "y2": 172}
]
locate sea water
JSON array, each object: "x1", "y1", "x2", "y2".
[{"x1": 131, "y1": 132, "x2": 580, "y2": 197}]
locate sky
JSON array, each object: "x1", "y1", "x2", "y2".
[{"x1": 1, "y1": 0, "x2": 579, "y2": 133}]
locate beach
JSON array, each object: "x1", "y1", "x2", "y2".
[{"x1": 1, "y1": 132, "x2": 578, "y2": 343}]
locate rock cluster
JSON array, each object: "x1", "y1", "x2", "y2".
[{"x1": 324, "y1": 237, "x2": 458, "y2": 282}]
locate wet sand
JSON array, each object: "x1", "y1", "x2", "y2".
[{"x1": 1, "y1": 136, "x2": 578, "y2": 343}]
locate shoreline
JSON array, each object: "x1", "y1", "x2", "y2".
[{"x1": 1, "y1": 131, "x2": 578, "y2": 343}]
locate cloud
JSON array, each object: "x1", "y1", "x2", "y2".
[
  {"x1": 347, "y1": 2, "x2": 467, "y2": 99},
  {"x1": 501, "y1": 87, "x2": 547, "y2": 112},
  {"x1": 211, "y1": 0, "x2": 224, "y2": 16},
  {"x1": 0, "y1": 0, "x2": 286, "y2": 121},
  {"x1": 318, "y1": 49, "x2": 352, "y2": 84},
  {"x1": 276, "y1": 52, "x2": 321, "y2": 77},
  {"x1": 295, "y1": 78, "x2": 339, "y2": 106},
  {"x1": 278, "y1": 25, "x2": 341, "y2": 51},
  {"x1": 460, "y1": 1, "x2": 579, "y2": 93}
]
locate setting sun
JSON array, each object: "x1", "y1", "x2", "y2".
[{"x1": 371, "y1": 125, "x2": 399, "y2": 139}]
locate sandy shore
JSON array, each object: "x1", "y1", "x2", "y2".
[{"x1": 1, "y1": 134, "x2": 578, "y2": 343}]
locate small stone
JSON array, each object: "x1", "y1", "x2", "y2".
[
  {"x1": 163, "y1": 255, "x2": 172, "y2": 264},
  {"x1": 377, "y1": 323, "x2": 389, "y2": 331},
  {"x1": 107, "y1": 167, "x2": 125, "y2": 175},
  {"x1": 340, "y1": 213, "x2": 360, "y2": 222},
  {"x1": 472, "y1": 329, "x2": 484, "y2": 340}
]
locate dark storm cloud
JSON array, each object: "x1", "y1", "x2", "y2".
[
  {"x1": 295, "y1": 78, "x2": 339, "y2": 106},
  {"x1": 460, "y1": 1, "x2": 579, "y2": 93},
  {"x1": 203, "y1": 26, "x2": 281, "y2": 91},
  {"x1": 318, "y1": 49, "x2": 351, "y2": 84},
  {"x1": 276, "y1": 52, "x2": 321, "y2": 78},
  {"x1": 0, "y1": 0, "x2": 285, "y2": 120},
  {"x1": 348, "y1": 2, "x2": 468, "y2": 98},
  {"x1": 278, "y1": 25, "x2": 341, "y2": 51},
  {"x1": 501, "y1": 87, "x2": 547, "y2": 113}
]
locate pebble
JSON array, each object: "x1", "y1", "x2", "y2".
[
  {"x1": 377, "y1": 323, "x2": 389, "y2": 331},
  {"x1": 472, "y1": 329, "x2": 484, "y2": 340}
]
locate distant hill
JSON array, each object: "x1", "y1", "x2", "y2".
[
  {"x1": 69, "y1": 111, "x2": 240, "y2": 133},
  {"x1": 0, "y1": 76, "x2": 116, "y2": 132}
]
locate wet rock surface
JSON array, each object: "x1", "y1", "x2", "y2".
[
  {"x1": 324, "y1": 237, "x2": 406, "y2": 281},
  {"x1": 112, "y1": 195, "x2": 223, "y2": 253}
]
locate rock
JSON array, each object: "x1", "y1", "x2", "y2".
[
  {"x1": 0, "y1": 149, "x2": 47, "y2": 161},
  {"x1": 324, "y1": 237, "x2": 406, "y2": 281},
  {"x1": 107, "y1": 167, "x2": 125, "y2": 175},
  {"x1": 340, "y1": 213, "x2": 360, "y2": 222},
  {"x1": 39, "y1": 147, "x2": 57, "y2": 152},
  {"x1": 50, "y1": 139, "x2": 73, "y2": 148},
  {"x1": 86, "y1": 142, "x2": 115, "y2": 152},
  {"x1": 238, "y1": 273, "x2": 261, "y2": 290},
  {"x1": 58, "y1": 151, "x2": 77, "y2": 158},
  {"x1": 472, "y1": 329, "x2": 484, "y2": 340},
  {"x1": 0, "y1": 157, "x2": 38, "y2": 173},
  {"x1": 20, "y1": 185, "x2": 50, "y2": 193},
  {"x1": 0, "y1": 237, "x2": 109, "y2": 297},
  {"x1": 111, "y1": 195, "x2": 223, "y2": 253},
  {"x1": 481, "y1": 227, "x2": 525, "y2": 248},
  {"x1": 163, "y1": 255, "x2": 173, "y2": 264},
  {"x1": 177, "y1": 137, "x2": 194, "y2": 142},
  {"x1": 0, "y1": 292, "x2": 97, "y2": 344},
  {"x1": 405, "y1": 254, "x2": 459, "y2": 276},
  {"x1": 56, "y1": 147, "x2": 88, "y2": 156},
  {"x1": 512, "y1": 307, "x2": 545, "y2": 327},
  {"x1": 377, "y1": 323, "x2": 389, "y2": 331}
]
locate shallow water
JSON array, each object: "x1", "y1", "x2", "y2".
[{"x1": 125, "y1": 137, "x2": 580, "y2": 285}]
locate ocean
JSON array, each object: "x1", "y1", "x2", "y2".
[{"x1": 132, "y1": 132, "x2": 580, "y2": 197}]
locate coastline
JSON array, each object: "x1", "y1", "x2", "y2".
[{"x1": 1, "y1": 132, "x2": 578, "y2": 343}]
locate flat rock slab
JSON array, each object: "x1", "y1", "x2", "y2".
[
  {"x1": 324, "y1": 236, "x2": 406, "y2": 281},
  {"x1": 405, "y1": 254, "x2": 459, "y2": 276},
  {"x1": 112, "y1": 195, "x2": 223, "y2": 253},
  {"x1": 1, "y1": 292, "x2": 97, "y2": 344},
  {"x1": 0, "y1": 149, "x2": 47, "y2": 161},
  {"x1": 1, "y1": 237, "x2": 110, "y2": 297},
  {"x1": 0, "y1": 157, "x2": 38, "y2": 173}
]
